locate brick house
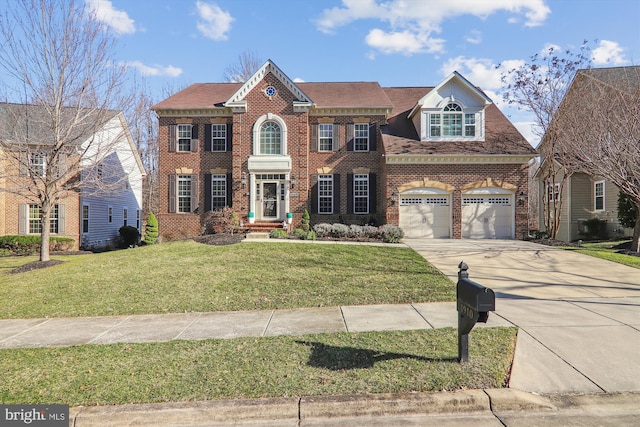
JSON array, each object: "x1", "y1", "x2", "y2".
[{"x1": 152, "y1": 60, "x2": 536, "y2": 240}]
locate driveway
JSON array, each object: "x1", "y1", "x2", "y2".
[{"x1": 404, "y1": 239, "x2": 640, "y2": 394}]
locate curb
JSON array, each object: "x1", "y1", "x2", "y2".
[{"x1": 68, "y1": 389, "x2": 640, "y2": 426}]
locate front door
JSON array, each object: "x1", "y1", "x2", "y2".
[{"x1": 262, "y1": 182, "x2": 278, "y2": 219}]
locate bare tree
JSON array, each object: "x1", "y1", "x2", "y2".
[
  {"x1": 223, "y1": 51, "x2": 263, "y2": 83},
  {"x1": 0, "y1": 0, "x2": 131, "y2": 261},
  {"x1": 501, "y1": 42, "x2": 592, "y2": 239},
  {"x1": 554, "y1": 68, "x2": 640, "y2": 252}
]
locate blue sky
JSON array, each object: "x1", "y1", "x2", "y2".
[{"x1": 88, "y1": 1, "x2": 639, "y2": 145}]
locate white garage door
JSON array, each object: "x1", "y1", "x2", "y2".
[
  {"x1": 399, "y1": 196, "x2": 451, "y2": 238},
  {"x1": 462, "y1": 195, "x2": 513, "y2": 239}
]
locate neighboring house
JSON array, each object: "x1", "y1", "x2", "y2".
[
  {"x1": 152, "y1": 60, "x2": 536, "y2": 240},
  {"x1": 0, "y1": 103, "x2": 146, "y2": 250},
  {"x1": 536, "y1": 66, "x2": 639, "y2": 241}
]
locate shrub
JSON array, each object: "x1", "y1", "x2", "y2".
[
  {"x1": 379, "y1": 224, "x2": 405, "y2": 243},
  {"x1": 0, "y1": 236, "x2": 75, "y2": 255},
  {"x1": 144, "y1": 212, "x2": 159, "y2": 244},
  {"x1": 581, "y1": 218, "x2": 609, "y2": 240},
  {"x1": 291, "y1": 228, "x2": 316, "y2": 240},
  {"x1": 204, "y1": 207, "x2": 240, "y2": 235},
  {"x1": 119, "y1": 226, "x2": 140, "y2": 247},
  {"x1": 301, "y1": 210, "x2": 311, "y2": 232},
  {"x1": 347, "y1": 224, "x2": 365, "y2": 239},
  {"x1": 269, "y1": 229, "x2": 288, "y2": 239},
  {"x1": 618, "y1": 192, "x2": 638, "y2": 229},
  {"x1": 330, "y1": 223, "x2": 349, "y2": 238},
  {"x1": 313, "y1": 223, "x2": 332, "y2": 238},
  {"x1": 363, "y1": 225, "x2": 379, "y2": 239}
]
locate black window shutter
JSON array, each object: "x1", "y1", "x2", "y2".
[
  {"x1": 191, "y1": 174, "x2": 199, "y2": 212},
  {"x1": 369, "y1": 173, "x2": 377, "y2": 214},
  {"x1": 168, "y1": 174, "x2": 176, "y2": 213},
  {"x1": 333, "y1": 124, "x2": 341, "y2": 151},
  {"x1": 346, "y1": 124, "x2": 354, "y2": 151},
  {"x1": 204, "y1": 173, "x2": 212, "y2": 211},
  {"x1": 333, "y1": 174, "x2": 341, "y2": 214},
  {"x1": 169, "y1": 125, "x2": 176, "y2": 152},
  {"x1": 347, "y1": 173, "x2": 354, "y2": 214},
  {"x1": 226, "y1": 123, "x2": 233, "y2": 152},
  {"x1": 204, "y1": 124, "x2": 212, "y2": 152},
  {"x1": 191, "y1": 124, "x2": 199, "y2": 152},
  {"x1": 310, "y1": 174, "x2": 318, "y2": 214},
  {"x1": 369, "y1": 124, "x2": 377, "y2": 151},
  {"x1": 226, "y1": 173, "x2": 233, "y2": 207},
  {"x1": 311, "y1": 124, "x2": 318, "y2": 152}
]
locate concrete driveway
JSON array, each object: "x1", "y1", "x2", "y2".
[{"x1": 404, "y1": 239, "x2": 640, "y2": 394}]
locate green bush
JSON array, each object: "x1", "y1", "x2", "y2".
[
  {"x1": 581, "y1": 218, "x2": 609, "y2": 240},
  {"x1": 0, "y1": 236, "x2": 75, "y2": 255},
  {"x1": 144, "y1": 212, "x2": 158, "y2": 244},
  {"x1": 618, "y1": 192, "x2": 638, "y2": 229},
  {"x1": 301, "y1": 210, "x2": 311, "y2": 232},
  {"x1": 119, "y1": 226, "x2": 140, "y2": 247},
  {"x1": 269, "y1": 229, "x2": 288, "y2": 239}
]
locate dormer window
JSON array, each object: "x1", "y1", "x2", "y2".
[{"x1": 427, "y1": 102, "x2": 479, "y2": 140}]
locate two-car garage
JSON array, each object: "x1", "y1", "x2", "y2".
[{"x1": 399, "y1": 186, "x2": 515, "y2": 239}]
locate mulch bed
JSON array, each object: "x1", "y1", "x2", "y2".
[
  {"x1": 9, "y1": 259, "x2": 65, "y2": 274},
  {"x1": 192, "y1": 233, "x2": 246, "y2": 246}
]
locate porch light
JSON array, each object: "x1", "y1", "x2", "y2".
[
  {"x1": 518, "y1": 191, "x2": 526, "y2": 206},
  {"x1": 390, "y1": 188, "x2": 399, "y2": 206},
  {"x1": 291, "y1": 175, "x2": 296, "y2": 189},
  {"x1": 241, "y1": 172, "x2": 247, "y2": 188}
]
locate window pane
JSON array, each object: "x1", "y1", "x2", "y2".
[
  {"x1": 260, "y1": 122, "x2": 281, "y2": 154},
  {"x1": 354, "y1": 174, "x2": 368, "y2": 214},
  {"x1": 318, "y1": 175, "x2": 333, "y2": 214},
  {"x1": 178, "y1": 175, "x2": 192, "y2": 213},
  {"x1": 465, "y1": 114, "x2": 475, "y2": 136},
  {"x1": 177, "y1": 124, "x2": 192, "y2": 151},
  {"x1": 430, "y1": 114, "x2": 441, "y2": 137},
  {"x1": 442, "y1": 114, "x2": 462, "y2": 136},
  {"x1": 212, "y1": 174, "x2": 227, "y2": 209},
  {"x1": 318, "y1": 124, "x2": 333, "y2": 151},
  {"x1": 211, "y1": 124, "x2": 226, "y2": 151},
  {"x1": 354, "y1": 123, "x2": 369, "y2": 151}
]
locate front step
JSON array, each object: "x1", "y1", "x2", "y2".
[
  {"x1": 245, "y1": 232, "x2": 271, "y2": 240},
  {"x1": 244, "y1": 221, "x2": 285, "y2": 233}
]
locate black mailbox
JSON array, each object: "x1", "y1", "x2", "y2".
[{"x1": 456, "y1": 261, "x2": 495, "y2": 362}]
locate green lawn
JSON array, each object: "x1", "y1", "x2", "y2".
[
  {"x1": 0, "y1": 328, "x2": 516, "y2": 406},
  {"x1": 562, "y1": 240, "x2": 640, "y2": 269},
  {"x1": 0, "y1": 240, "x2": 454, "y2": 319}
]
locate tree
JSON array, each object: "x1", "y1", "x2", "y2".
[
  {"x1": 223, "y1": 51, "x2": 263, "y2": 83},
  {"x1": 0, "y1": 0, "x2": 131, "y2": 261},
  {"x1": 501, "y1": 42, "x2": 592, "y2": 239},
  {"x1": 554, "y1": 68, "x2": 640, "y2": 252},
  {"x1": 144, "y1": 212, "x2": 159, "y2": 244}
]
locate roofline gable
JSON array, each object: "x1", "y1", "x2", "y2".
[
  {"x1": 225, "y1": 60, "x2": 313, "y2": 112},
  {"x1": 408, "y1": 71, "x2": 492, "y2": 118}
]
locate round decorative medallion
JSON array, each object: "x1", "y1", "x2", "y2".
[{"x1": 265, "y1": 86, "x2": 277, "y2": 97}]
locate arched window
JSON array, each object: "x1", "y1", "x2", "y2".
[
  {"x1": 429, "y1": 102, "x2": 476, "y2": 137},
  {"x1": 260, "y1": 121, "x2": 281, "y2": 155}
]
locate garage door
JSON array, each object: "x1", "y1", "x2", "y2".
[
  {"x1": 399, "y1": 196, "x2": 451, "y2": 238},
  {"x1": 462, "y1": 195, "x2": 513, "y2": 239}
]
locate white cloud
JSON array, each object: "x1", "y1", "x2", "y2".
[
  {"x1": 465, "y1": 30, "x2": 482, "y2": 45},
  {"x1": 195, "y1": 1, "x2": 234, "y2": 41},
  {"x1": 592, "y1": 40, "x2": 628, "y2": 65},
  {"x1": 315, "y1": 0, "x2": 550, "y2": 56},
  {"x1": 440, "y1": 56, "x2": 525, "y2": 93},
  {"x1": 85, "y1": 0, "x2": 136, "y2": 35},
  {"x1": 125, "y1": 61, "x2": 183, "y2": 78},
  {"x1": 293, "y1": 77, "x2": 305, "y2": 83}
]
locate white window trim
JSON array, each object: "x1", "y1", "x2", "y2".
[
  {"x1": 422, "y1": 108, "x2": 484, "y2": 142},
  {"x1": 177, "y1": 124, "x2": 193, "y2": 152},
  {"x1": 353, "y1": 174, "x2": 369, "y2": 214},
  {"x1": 594, "y1": 180, "x2": 605, "y2": 211},
  {"x1": 318, "y1": 123, "x2": 333, "y2": 152},
  {"x1": 211, "y1": 174, "x2": 227, "y2": 209},
  {"x1": 354, "y1": 123, "x2": 369, "y2": 152},
  {"x1": 82, "y1": 204, "x2": 90, "y2": 234},
  {"x1": 546, "y1": 183, "x2": 561, "y2": 203},
  {"x1": 211, "y1": 123, "x2": 227, "y2": 152},
  {"x1": 252, "y1": 113, "x2": 288, "y2": 155}
]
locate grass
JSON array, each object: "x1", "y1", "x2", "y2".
[
  {"x1": 562, "y1": 240, "x2": 640, "y2": 269},
  {"x1": 0, "y1": 328, "x2": 517, "y2": 406},
  {"x1": 0, "y1": 241, "x2": 454, "y2": 319}
]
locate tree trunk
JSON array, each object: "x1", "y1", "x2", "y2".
[
  {"x1": 40, "y1": 202, "x2": 51, "y2": 262},
  {"x1": 632, "y1": 214, "x2": 640, "y2": 253}
]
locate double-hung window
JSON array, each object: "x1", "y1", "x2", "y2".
[
  {"x1": 177, "y1": 124, "x2": 193, "y2": 152},
  {"x1": 82, "y1": 205, "x2": 89, "y2": 233},
  {"x1": 123, "y1": 208, "x2": 128, "y2": 226},
  {"x1": 442, "y1": 103, "x2": 462, "y2": 136},
  {"x1": 28, "y1": 204, "x2": 59, "y2": 234},
  {"x1": 318, "y1": 124, "x2": 333, "y2": 151},
  {"x1": 177, "y1": 175, "x2": 193, "y2": 213},
  {"x1": 354, "y1": 124, "x2": 369, "y2": 151},
  {"x1": 30, "y1": 153, "x2": 46, "y2": 177},
  {"x1": 211, "y1": 174, "x2": 227, "y2": 209},
  {"x1": 429, "y1": 103, "x2": 477, "y2": 138},
  {"x1": 594, "y1": 181, "x2": 605, "y2": 211},
  {"x1": 354, "y1": 174, "x2": 369, "y2": 214},
  {"x1": 211, "y1": 124, "x2": 226, "y2": 152},
  {"x1": 318, "y1": 175, "x2": 333, "y2": 214},
  {"x1": 546, "y1": 183, "x2": 560, "y2": 203}
]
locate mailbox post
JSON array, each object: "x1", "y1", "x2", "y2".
[{"x1": 457, "y1": 261, "x2": 495, "y2": 363}]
